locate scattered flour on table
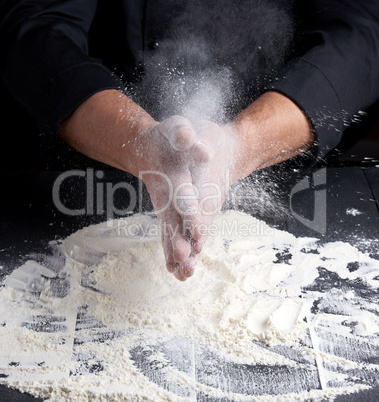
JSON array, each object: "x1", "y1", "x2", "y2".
[
  {"x1": 346, "y1": 208, "x2": 362, "y2": 216},
  {"x1": 0, "y1": 210, "x2": 378, "y2": 401}
]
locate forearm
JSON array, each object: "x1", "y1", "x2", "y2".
[
  {"x1": 58, "y1": 89, "x2": 156, "y2": 176},
  {"x1": 228, "y1": 91, "x2": 314, "y2": 181}
]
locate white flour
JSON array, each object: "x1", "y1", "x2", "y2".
[
  {"x1": 346, "y1": 208, "x2": 362, "y2": 216},
  {"x1": 0, "y1": 210, "x2": 378, "y2": 401}
]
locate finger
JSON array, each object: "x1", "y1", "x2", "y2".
[
  {"x1": 186, "y1": 180, "x2": 222, "y2": 243},
  {"x1": 191, "y1": 236, "x2": 207, "y2": 255},
  {"x1": 169, "y1": 173, "x2": 202, "y2": 239},
  {"x1": 188, "y1": 210, "x2": 215, "y2": 247},
  {"x1": 164, "y1": 209, "x2": 192, "y2": 264},
  {"x1": 178, "y1": 253, "x2": 200, "y2": 279},
  {"x1": 191, "y1": 121, "x2": 226, "y2": 163},
  {"x1": 175, "y1": 179, "x2": 216, "y2": 241},
  {"x1": 191, "y1": 142, "x2": 213, "y2": 163},
  {"x1": 172, "y1": 234, "x2": 191, "y2": 263},
  {"x1": 173, "y1": 180, "x2": 199, "y2": 217},
  {"x1": 183, "y1": 210, "x2": 206, "y2": 241},
  {"x1": 173, "y1": 269, "x2": 188, "y2": 282},
  {"x1": 158, "y1": 115, "x2": 197, "y2": 151},
  {"x1": 162, "y1": 226, "x2": 188, "y2": 280},
  {"x1": 162, "y1": 217, "x2": 193, "y2": 282},
  {"x1": 161, "y1": 226, "x2": 177, "y2": 273}
]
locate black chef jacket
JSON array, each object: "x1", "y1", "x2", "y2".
[{"x1": 0, "y1": 0, "x2": 379, "y2": 166}]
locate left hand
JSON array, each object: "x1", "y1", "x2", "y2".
[{"x1": 171, "y1": 121, "x2": 236, "y2": 279}]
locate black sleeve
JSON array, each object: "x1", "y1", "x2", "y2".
[
  {"x1": 271, "y1": 0, "x2": 379, "y2": 160},
  {"x1": 0, "y1": 0, "x2": 124, "y2": 131}
]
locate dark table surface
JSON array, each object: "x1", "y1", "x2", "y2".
[{"x1": 0, "y1": 163, "x2": 378, "y2": 401}]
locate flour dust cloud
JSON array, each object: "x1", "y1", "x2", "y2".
[{"x1": 131, "y1": 0, "x2": 296, "y2": 124}]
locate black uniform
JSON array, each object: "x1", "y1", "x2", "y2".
[{"x1": 0, "y1": 0, "x2": 378, "y2": 167}]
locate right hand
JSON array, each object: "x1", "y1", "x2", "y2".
[{"x1": 133, "y1": 115, "x2": 211, "y2": 281}]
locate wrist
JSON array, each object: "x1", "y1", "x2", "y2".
[
  {"x1": 226, "y1": 116, "x2": 260, "y2": 182},
  {"x1": 227, "y1": 91, "x2": 314, "y2": 178},
  {"x1": 120, "y1": 114, "x2": 159, "y2": 176}
]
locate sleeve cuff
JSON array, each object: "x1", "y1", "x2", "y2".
[
  {"x1": 270, "y1": 57, "x2": 345, "y2": 161},
  {"x1": 39, "y1": 62, "x2": 125, "y2": 130}
]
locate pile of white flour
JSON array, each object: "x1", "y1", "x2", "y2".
[{"x1": 0, "y1": 210, "x2": 378, "y2": 401}]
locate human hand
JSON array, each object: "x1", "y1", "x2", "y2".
[
  {"x1": 181, "y1": 122, "x2": 236, "y2": 270},
  {"x1": 136, "y1": 115, "x2": 212, "y2": 281},
  {"x1": 154, "y1": 89, "x2": 315, "y2": 280}
]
